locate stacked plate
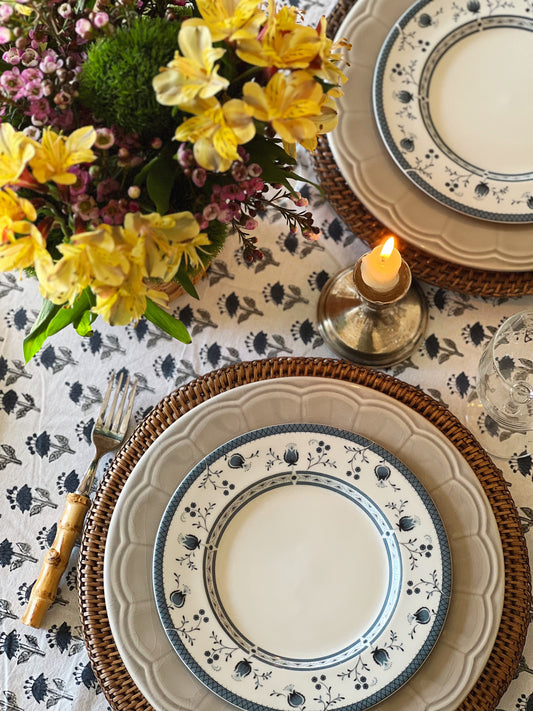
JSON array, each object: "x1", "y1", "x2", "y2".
[
  {"x1": 104, "y1": 377, "x2": 504, "y2": 711},
  {"x1": 329, "y1": 0, "x2": 533, "y2": 272}
]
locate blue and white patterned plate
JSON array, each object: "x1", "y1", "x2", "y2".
[
  {"x1": 153, "y1": 424, "x2": 451, "y2": 711},
  {"x1": 373, "y1": 0, "x2": 533, "y2": 222}
]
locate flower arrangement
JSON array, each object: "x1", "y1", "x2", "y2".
[{"x1": 0, "y1": 0, "x2": 348, "y2": 359}]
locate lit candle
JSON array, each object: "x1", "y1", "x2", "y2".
[{"x1": 360, "y1": 237, "x2": 402, "y2": 292}]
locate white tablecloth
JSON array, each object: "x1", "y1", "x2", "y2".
[{"x1": 1, "y1": 5, "x2": 532, "y2": 708}]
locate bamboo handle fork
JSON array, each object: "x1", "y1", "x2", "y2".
[{"x1": 21, "y1": 372, "x2": 137, "y2": 628}]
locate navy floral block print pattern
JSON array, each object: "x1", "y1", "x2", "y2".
[{"x1": 0, "y1": 105, "x2": 532, "y2": 711}]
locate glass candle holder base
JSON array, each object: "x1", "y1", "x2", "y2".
[
  {"x1": 317, "y1": 261, "x2": 428, "y2": 367},
  {"x1": 465, "y1": 393, "x2": 533, "y2": 461}
]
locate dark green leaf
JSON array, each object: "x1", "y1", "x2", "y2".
[
  {"x1": 144, "y1": 299, "x2": 191, "y2": 343},
  {"x1": 23, "y1": 299, "x2": 62, "y2": 362},
  {"x1": 46, "y1": 288, "x2": 95, "y2": 337},
  {"x1": 175, "y1": 264, "x2": 200, "y2": 300},
  {"x1": 146, "y1": 154, "x2": 178, "y2": 214},
  {"x1": 247, "y1": 135, "x2": 297, "y2": 166},
  {"x1": 132, "y1": 155, "x2": 159, "y2": 186}
]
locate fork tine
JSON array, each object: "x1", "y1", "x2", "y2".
[
  {"x1": 104, "y1": 371, "x2": 123, "y2": 429},
  {"x1": 95, "y1": 370, "x2": 115, "y2": 428},
  {"x1": 119, "y1": 378, "x2": 137, "y2": 435},
  {"x1": 112, "y1": 374, "x2": 130, "y2": 431}
]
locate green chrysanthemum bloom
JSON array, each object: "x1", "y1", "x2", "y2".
[{"x1": 78, "y1": 17, "x2": 184, "y2": 138}]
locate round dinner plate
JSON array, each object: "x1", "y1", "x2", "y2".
[
  {"x1": 329, "y1": 0, "x2": 533, "y2": 270},
  {"x1": 104, "y1": 377, "x2": 503, "y2": 711},
  {"x1": 153, "y1": 424, "x2": 451, "y2": 711},
  {"x1": 374, "y1": 0, "x2": 533, "y2": 222}
]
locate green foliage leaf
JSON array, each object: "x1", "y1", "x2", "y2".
[
  {"x1": 247, "y1": 135, "x2": 297, "y2": 166},
  {"x1": 144, "y1": 298, "x2": 191, "y2": 343},
  {"x1": 23, "y1": 299, "x2": 62, "y2": 362},
  {"x1": 175, "y1": 265, "x2": 199, "y2": 300},
  {"x1": 75, "y1": 310, "x2": 96, "y2": 337},
  {"x1": 46, "y1": 288, "x2": 95, "y2": 337},
  {"x1": 146, "y1": 153, "x2": 178, "y2": 214}
]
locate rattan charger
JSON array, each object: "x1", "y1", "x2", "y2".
[
  {"x1": 78, "y1": 357, "x2": 531, "y2": 711},
  {"x1": 313, "y1": 0, "x2": 533, "y2": 299}
]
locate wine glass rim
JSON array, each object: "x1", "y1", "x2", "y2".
[{"x1": 491, "y1": 308, "x2": 533, "y2": 381}]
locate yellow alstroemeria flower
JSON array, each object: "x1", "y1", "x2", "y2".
[
  {"x1": 37, "y1": 227, "x2": 129, "y2": 305},
  {"x1": 310, "y1": 15, "x2": 350, "y2": 86},
  {"x1": 298, "y1": 92, "x2": 339, "y2": 152},
  {"x1": 124, "y1": 211, "x2": 210, "y2": 280},
  {"x1": 0, "y1": 226, "x2": 49, "y2": 274},
  {"x1": 29, "y1": 126, "x2": 97, "y2": 186},
  {"x1": 243, "y1": 71, "x2": 323, "y2": 147},
  {"x1": 175, "y1": 97, "x2": 255, "y2": 172},
  {"x1": 0, "y1": 123, "x2": 36, "y2": 188},
  {"x1": 0, "y1": 187, "x2": 36, "y2": 238},
  {"x1": 15, "y1": 3, "x2": 33, "y2": 16},
  {"x1": 153, "y1": 25, "x2": 229, "y2": 107},
  {"x1": 92, "y1": 262, "x2": 160, "y2": 326},
  {"x1": 236, "y1": 0, "x2": 320, "y2": 69},
  {"x1": 183, "y1": 0, "x2": 266, "y2": 42},
  {"x1": 0, "y1": 188, "x2": 47, "y2": 274}
]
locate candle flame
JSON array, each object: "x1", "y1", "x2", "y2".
[{"x1": 380, "y1": 237, "x2": 395, "y2": 259}]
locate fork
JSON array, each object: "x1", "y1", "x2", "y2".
[{"x1": 20, "y1": 371, "x2": 137, "y2": 629}]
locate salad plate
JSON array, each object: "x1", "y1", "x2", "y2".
[
  {"x1": 373, "y1": 0, "x2": 533, "y2": 222},
  {"x1": 104, "y1": 377, "x2": 503, "y2": 711},
  {"x1": 153, "y1": 424, "x2": 451, "y2": 711},
  {"x1": 328, "y1": 0, "x2": 533, "y2": 270}
]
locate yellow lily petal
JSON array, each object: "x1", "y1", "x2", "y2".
[
  {"x1": 153, "y1": 25, "x2": 229, "y2": 107},
  {"x1": 0, "y1": 123, "x2": 36, "y2": 188},
  {"x1": 187, "y1": 0, "x2": 266, "y2": 42},
  {"x1": 30, "y1": 126, "x2": 96, "y2": 185}
]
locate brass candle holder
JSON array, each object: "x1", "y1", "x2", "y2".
[{"x1": 317, "y1": 256, "x2": 428, "y2": 367}]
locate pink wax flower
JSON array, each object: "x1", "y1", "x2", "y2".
[
  {"x1": 0, "y1": 26, "x2": 11, "y2": 44},
  {"x1": 177, "y1": 143, "x2": 194, "y2": 168},
  {"x1": 26, "y1": 97, "x2": 49, "y2": 121},
  {"x1": 20, "y1": 48, "x2": 39, "y2": 66},
  {"x1": 72, "y1": 194, "x2": 99, "y2": 222},
  {"x1": 247, "y1": 163, "x2": 262, "y2": 178},
  {"x1": 2, "y1": 47, "x2": 20, "y2": 64},
  {"x1": 231, "y1": 162, "x2": 248, "y2": 182},
  {"x1": 57, "y1": 3, "x2": 72, "y2": 18},
  {"x1": 68, "y1": 167, "x2": 91, "y2": 196},
  {"x1": 202, "y1": 204, "x2": 220, "y2": 221},
  {"x1": 94, "y1": 127, "x2": 115, "y2": 150},
  {"x1": 0, "y1": 67, "x2": 23, "y2": 95},
  {"x1": 0, "y1": 4, "x2": 13, "y2": 21},
  {"x1": 96, "y1": 177, "x2": 120, "y2": 202},
  {"x1": 25, "y1": 79, "x2": 44, "y2": 100},
  {"x1": 100, "y1": 199, "x2": 127, "y2": 225},
  {"x1": 246, "y1": 177, "x2": 264, "y2": 194},
  {"x1": 192, "y1": 168, "x2": 206, "y2": 187},
  {"x1": 39, "y1": 50, "x2": 63, "y2": 74},
  {"x1": 92, "y1": 11, "x2": 109, "y2": 28},
  {"x1": 221, "y1": 184, "x2": 245, "y2": 203},
  {"x1": 22, "y1": 125, "x2": 41, "y2": 140},
  {"x1": 75, "y1": 18, "x2": 92, "y2": 39},
  {"x1": 21, "y1": 67, "x2": 42, "y2": 82}
]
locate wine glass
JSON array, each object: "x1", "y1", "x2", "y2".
[{"x1": 466, "y1": 309, "x2": 533, "y2": 460}]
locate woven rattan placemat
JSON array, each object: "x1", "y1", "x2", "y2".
[
  {"x1": 313, "y1": 0, "x2": 533, "y2": 298},
  {"x1": 79, "y1": 357, "x2": 530, "y2": 711}
]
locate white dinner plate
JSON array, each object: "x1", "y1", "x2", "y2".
[
  {"x1": 329, "y1": 0, "x2": 533, "y2": 269},
  {"x1": 104, "y1": 377, "x2": 504, "y2": 711},
  {"x1": 153, "y1": 424, "x2": 451, "y2": 711},
  {"x1": 374, "y1": 0, "x2": 533, "y2": 222}
]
